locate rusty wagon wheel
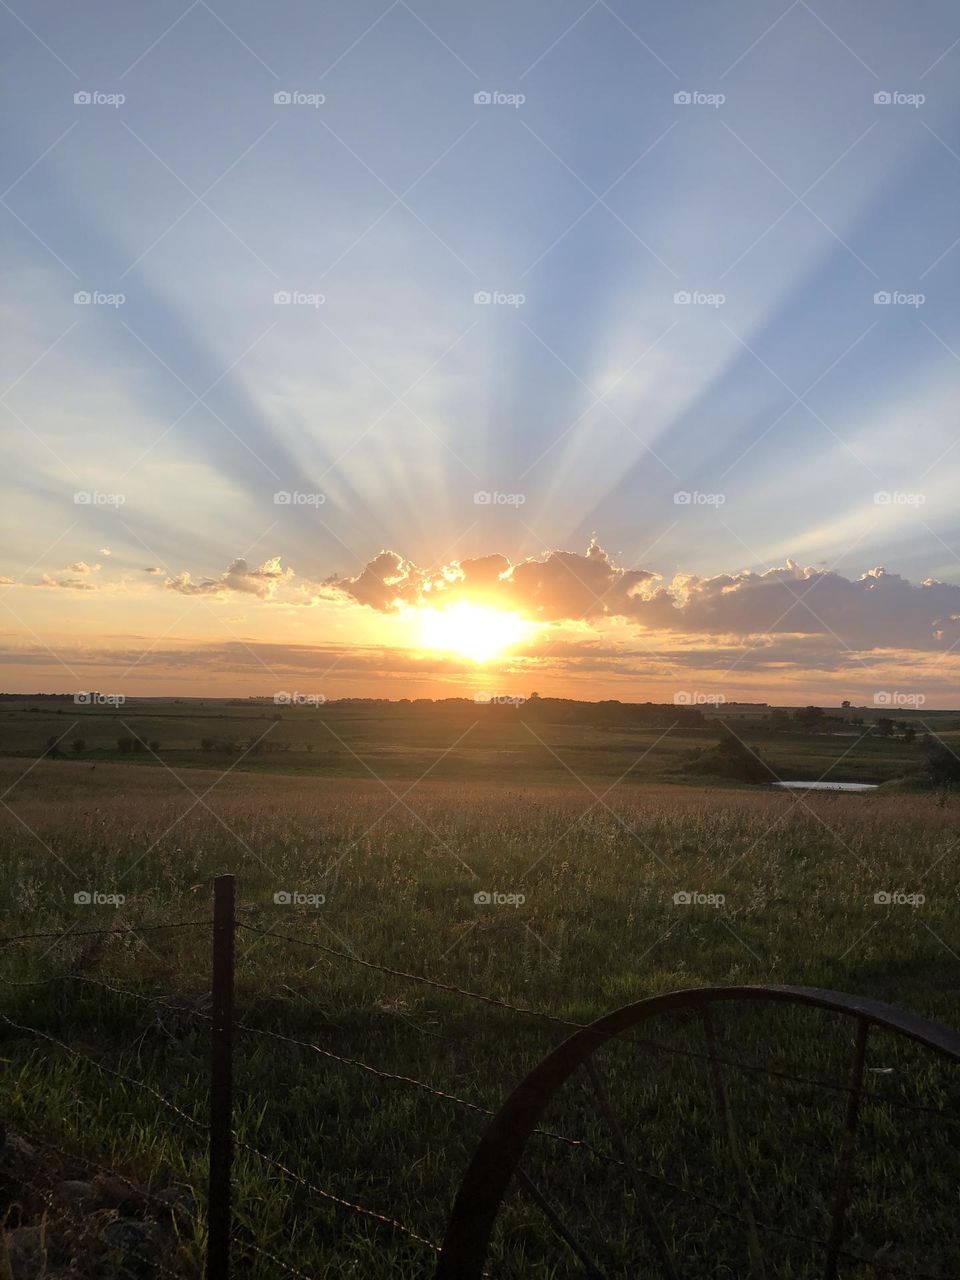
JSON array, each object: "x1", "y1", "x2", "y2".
[{"x1": 436, "y1": 985, "x2": 960, "y2": 1280}]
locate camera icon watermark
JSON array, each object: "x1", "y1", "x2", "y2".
[
  {"x1": 873, "y1": 690, "x2": 925, "y2": 707},
  {"x1": 273, "y1": 90, "x2": 325, "y2": 107},
  {"x1": 73, "y1": 490, "x2": 126, "y2": 506},
  {"x1": 473, "y1": 290, "x2": 526, "y2": 308},
  {"x1": 674, "y1": 90, "x2": 725, "y2": 108},
  {"x1": 74, "y1": 90, "x2": 125, "y2": 108},
  {"x1": 74, "y1": 290, "x2": 125, "y2": 308},
  {"x1": 873, "y1": 491, "x2": 925, "y2": 506},
  {"x1": 475, "y1": 693, "x2": 526, "y2": 706},
  {"x1": 274, "y1": 490, "x2": 326, "y2": 506},
  {"x1": 674, "y1": 490, "x2": 726, "y2": 506},
  {"x1": 673, "y1": 890, "x2": 725, "y2": 906},
  {"x1": 273, "y1": 691, "x2": 326, "y2": 707},
  {"x1": 874, "y1": 890, "x2": 924, "y2": 907},
  {"x1": 474, "y1": 889, "x2": 526, "y2": 907},
  {"x1": 74, "y1": 890, "x2": 126, "y2": 906},
  {"x1": 873, "y1": 90, "x2": 924, "y2": 108},
  {"x1": 674, "y1": 691, "x2": 726, "y2": 706},
  {"x1": 473, "y1": 90, "x2": 525, "y2": 108},
  {"x1": 274, "y1": 290, "x2": 325, "y2": 307},
  {"x1": 473, "y1": 490, "x2": 526, "y2": 506},
  {"x1": 74, "y1": 691, "x2": 126, "y2": 707},
  {"x1": 873, "y1": 290, "x2": 924, "y2": 307},
  {"x1": 674, "y1": 290, "x2": 725, "y2": 307},
  {"x1": 273, "y1": 890, "x2": 326, "y2": 906}
]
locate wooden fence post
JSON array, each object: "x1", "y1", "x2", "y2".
[{"x1": 207, "y1": 874, "x2": 235, "y2": 1280}]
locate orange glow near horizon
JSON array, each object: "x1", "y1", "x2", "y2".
[{"x1": 414, "y1": 601, "x2": 533, "y2": 663}]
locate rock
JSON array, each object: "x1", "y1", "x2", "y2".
[
  {"x1": 2, "y1": 1225, "x2": 45, "y2": 1279},
  {"x1": 153, "y1": 1185, "x2": 197, "y2": 1222},
  {"x1": 53, "y1": 1178, "x2": 98, "y2": 1210}
]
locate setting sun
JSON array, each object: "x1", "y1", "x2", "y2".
[{"x1": 415, "y1": 601, "x2": 532, "y2": 663}]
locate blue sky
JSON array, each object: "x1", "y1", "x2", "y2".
[{"x1": 3, "y1": 1, "x2": 960, "y2": 698}]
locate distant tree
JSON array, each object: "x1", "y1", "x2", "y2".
[
  {"x1": 918, "y1": 734, "x2": 960, "y2": 786},
  {"x1": 768, "y1": 709, "x2": 792, "y2": 731},
  {"x1": 42, "y1": 735, "x2": 61, "y2": 760},
  {"x1": 72, "y1": 738, "x2": 85, "y2": 754},
  {"x1": 875, "y1": 718, "x2": 895, "y2": 738},
  {"x1": 681, "y1": 725, "x2": 775, "y2": 783},
  {"x1": 841, "y1": 700, "x2": 851, "y2": 708},
  {"x1": 902, "y1": 726, "x2": 917, "y2": 744},
  {"x1": 794, "y1": 706, "x2": 826, "y2": 732}
]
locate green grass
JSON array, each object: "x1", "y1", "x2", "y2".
[{"x1": 1, "y1": 754, "x2": 959, "y2": 1277}]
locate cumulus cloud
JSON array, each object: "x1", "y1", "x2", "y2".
[
  {"x1": 36, "y1": 561, "x2": 103, "y2": 590},
  {"x1": 165, "y1": 556, "x2": 293, "y2": 600},
  {"x1": 323, "y1": 538, "x2": 656, "y2": 621},
  {"x1": 324, "y1": 543, "x2": 960, "y2": 653}
]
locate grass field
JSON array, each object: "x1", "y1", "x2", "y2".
[{"x1": 2, "y1": 729, "x2": 959, "y2": 1278}]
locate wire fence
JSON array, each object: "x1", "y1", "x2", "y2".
[{"x1": 1, "y1": 875, "x2": 958, "y2": 1280}]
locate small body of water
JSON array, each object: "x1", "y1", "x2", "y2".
[{"x1": 773, "y1": 780, "x2": 878, "y2": 792}]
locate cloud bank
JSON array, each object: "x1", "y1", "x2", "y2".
[{"x1": 323, "y1": 542, "x2": 960, "y2": 652}]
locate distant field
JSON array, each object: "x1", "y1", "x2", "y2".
[
  {"x1": 1, "y1": 695, "x2": 954, "y2": 784},
  {"x1": 1, "y1": 755, "x2": 959, "y2": 1277}
]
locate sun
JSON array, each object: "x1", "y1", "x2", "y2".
[{"x1": 415, "y1": 601, "x2": 532, "y2": 662}]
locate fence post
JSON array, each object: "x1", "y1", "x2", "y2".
[{"x1": 207, "y1": 874, "x2": 235, "y2": 1280}]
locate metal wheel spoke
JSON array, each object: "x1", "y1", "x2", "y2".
[
  {"x1": 515, "y1": 1168, "x2": 610, "y2": 1280},
  {"x1": 824, "y1": 1017, "x2": 869, "y2": 1280},
  {"x1": 701, "y1": 1003, "x2": 767, "y2": 1279},
  {"x1": 582, "y1": 1057, "x2": 680, "y2": 1280}
]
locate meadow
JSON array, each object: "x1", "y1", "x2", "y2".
[{"x1": 1, "y1": 704, "x2": 959, "y2": 1277}]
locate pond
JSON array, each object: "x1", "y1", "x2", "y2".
[{"x1": 773, "y1": 780, "x2": 878, "y2": 792}]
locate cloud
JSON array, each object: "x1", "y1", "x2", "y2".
[
  {"x1": 36, "y1": 561, "x2": 103, "y2": 590},
  {"x1": 165, "y1": 556, "x2": 294, "y2": 600},
  {"x1": 324, "y1": 543, "x2": 960, "y2": 653},
  {"x1": 322, "y1": 538, "x2": 656, "y2": 621},
  {"x1": 99, "y1": 547, "x2": 112, "y2": 556}
]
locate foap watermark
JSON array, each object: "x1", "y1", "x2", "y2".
[
  {"x1": 274, "y1": 490, "x2": 325, "y2": 506},
  {"x1": 74, "y1": 90, "x2": 125, "y2": 108},
  {"x1": 73, "y1": 490, "x2": 126, "y2": 506},
  {"x1": 274, "y1": 691, "x2": 326, "y2": 707},
  {"x1": 274, "y1": 290, "x2": 325, "y2": 307},
  {"x1": 874, "y1": 890, "x2": 925, "y2": 907},
  {"x1": 674, "y1": 691, "x2": 726, "y2": 706},
  {"x1": 74, "y1": 691, "x2": 125, "y2": 707},
  {"x1": 74, "y1": 890, "x2": 126, "y2": 906},
  {"x1": 74, "y1": 290, "x2": 125, "y2": 308},
  {"x1": 474, "y1": 490, "x2": 525, "y2": 505},
  {"x1": 674, "y1": 290, "x2": 725, "y2": 308},
  {"x1": 474, "y1": 290, "x2": 525, "y2": 308},
  {"x1": 274, "y1": 90, "x2": 325, "y2": 107},
  {"x1": 273, "y1": 890, "x2": 326, "y2": 906},
  {"x1": 874, "y1": 690, "x2": 925, "y2": 708},
  {"x1": 674, "y1": 490, "x2": 725, "y2": 506},
  {"x1": 874, "y1": 290, "x2": 925, "y2": 307},
  {"x1": 673, "y1": 891, "x2": 725, "y2": 907},
  {"x1": 874, "y1": 91, "x2": 925, "y2": 108},
  {"x1": 475, "y1": 693, "x2": 526, "y2": 706},
  {"x1": 474, "y1": 90, "x2": 525, "y2": 108},
  {"x1": 674, "y1": 90, "x2": 725, "y2": 108},
  {"x1": 474, "y1": 890, "x2": 526, "y2": 907},
  {"x1": 874, "y1": 490, "x2": 925, "y2": 506}
]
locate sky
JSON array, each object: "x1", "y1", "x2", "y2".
[{"x1": 3, "y1": 0, "x2": 960, "y2": 705}]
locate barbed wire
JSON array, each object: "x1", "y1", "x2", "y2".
[
  {"x1": 0, "y1": 918, "x2": 212, "y2": 946},
  {"x1": 235, "y1": 921, "x2": 960, "y2": 1122},
  {"x1": 233, "y1": 1135, "x2": 441, "y2": 1256},
  {"x1": 0, "y1": 1013, "x2": 205, "y2": 1133}
]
